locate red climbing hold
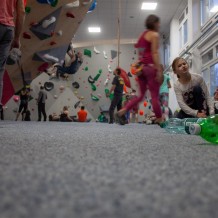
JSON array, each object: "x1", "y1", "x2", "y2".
[
  {"x1": 49, "y1": 41, "x2": 57, "y2": 46},
  {"x1": 38, "y1": 63, "x2": 49, "y2": 72},
  {"x1": 66, "y1": 12, "x2": 75, "y2": 18},
  {"x1": 30, "y1": 21, "x2": 38, "y2": 27},
  {"x1": 23, "y1": 32, "x2": 31, "y2": 39}
]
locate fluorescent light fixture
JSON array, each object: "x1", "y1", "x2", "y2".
[
  {"x1": 141, "y1": 2, "x2": 157, "y2": 10},
  {"x1": 88, "y1": 27, "x2": 101, "y2": 33},
  {"x1": 210, "y1": 5, "x2": 218, "y2": 12}
]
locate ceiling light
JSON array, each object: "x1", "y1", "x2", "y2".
[
  {"x1": 88, "y1": 27, "x2": 101, "y2": 33},
  {"x1": 141, "y1": 2, "x2": 157, "y2": 10},
  {"x1": 210, "y1": 5, "x2": 218, "y2": 12}
]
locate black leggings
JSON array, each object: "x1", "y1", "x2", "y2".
[{"x1": 177, "y1": 85, "x2": 209, "y2": 119}]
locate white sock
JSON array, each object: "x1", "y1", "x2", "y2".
[
  {"x1": 44, "y1": 54, "x2": 59, "y2": 63},
  {"x1": 64, "y1": 0, "x2": 80, "y2": 8},
  {"x1": 103, "y1": 51, "x2": 108, "y2": 59}
]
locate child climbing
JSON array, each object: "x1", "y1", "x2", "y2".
[
  {"x1": 117, "y1": 14, "x2": 164, "y2": 125},
  {"x1": 54, "y1": 44, "x2": 83, "y2": 79},
  {"x1": 172, "y1": 57, "x2": 214, "y2": 118}
]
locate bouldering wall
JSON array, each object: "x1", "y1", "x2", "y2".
[
  {"x1": 3, "y1": 44, "x2": 151, "y2": 122},
  {"x1": 3, "y1": 0, "x2": 93, "y2": 105}
]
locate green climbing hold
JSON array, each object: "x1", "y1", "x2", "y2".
[
  {"x1": 25, "y1": 6, "x2": 31, "y2": 14},
  {"x1": 105, "y1": 89, "x2": 109, "y2": 94},
  {"x1": 91, "y1": 94, "x2": 99, "y2": 101},
  {"x1": 99, "y1": 69, "x2": 102, "y2": 74},
  {"x1": 50, "y1": 0, "x2": 58, "y2": 7},
  {"x1": 91, "y1": 84, "x2": 96, "y2": 91},
  {"x1": 84, "y1": 66, "x2": 89, "y2": 71},
  {"x1": 84, "y1": 49, "x2": 92, "y2": 57},
  {"x1": 94, "y1": 73, "x2": 101, "y2": 81}
]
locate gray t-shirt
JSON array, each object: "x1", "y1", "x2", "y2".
[
  {"x1": 174, "y1": 73, "x2": 214, "y2": 117},
  {"x1": 38, "y1": 90, "x2": 47, "y2": 104}
]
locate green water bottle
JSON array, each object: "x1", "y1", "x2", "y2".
[{"x1": 189, "y1": 115, "x2": 218, "y2": 144}]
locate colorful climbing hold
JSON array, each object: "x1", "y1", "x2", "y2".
[
  {"x1": 38, "y1": 62, "x2": 49, "y2": 72},
  {"x1": 23, "y1": 32, "x2": 31, "y2": 39},
  {"x1": 91, "y1": 94, "x2": 99, "y2": 101},
  {"x1": 91, "y1": 84, "x2": 96, "y2": 91},
  {"x1": 66, "y1": 12, "x2": 75, "y2": 18},
  {"x1": 84, "y1": 49, "x2": 92, "y2": 57},
  {"x1": 13, "y1": 95, "x2": 20, "y2": 102},
  {"x1": 139, "y1": 110, "x2": 144, "y2": 116},
  {"x1": 25, "y1": 6, "x2": 31, "y2": 14},
  {"x1": 84, "y1": 66, "x2": 89, "y2": 71}
]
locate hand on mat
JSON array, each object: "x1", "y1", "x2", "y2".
[{"x1": 197, "y1": 110, "x2": 207, "y2": 118}]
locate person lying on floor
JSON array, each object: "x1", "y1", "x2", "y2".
[
  {"x1": 73, "y1": 106, "x2": 91, "y2": 122},
  {"x1": 60, "y1": 106, "x2": 73, "y2": 122},
  {"x1": 172, "y1": 57, "x2": 214, "y2": 118},
  {"x1": 49, "y1": 113, "x2": 60, "y2": 121}
]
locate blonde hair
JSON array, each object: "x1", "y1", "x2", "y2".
[{"x1": 171, "y1": 57, "x2": 188, "y2": 73}]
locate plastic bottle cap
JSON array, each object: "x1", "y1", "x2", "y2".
[{"x1": 189, "y1": 124, "x2": 201, "y2": 135}]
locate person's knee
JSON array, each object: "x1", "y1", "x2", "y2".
[{"x1": 193, "y1": 85, "x2": 203, "y2": 94}]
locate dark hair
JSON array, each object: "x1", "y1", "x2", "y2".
[
  {"x1": 40, "y1": 86, "x2": 44, "y2": 90},
  {"x1": 145, "y1": 14, "x2": 160, "y2": 30},
  {"x1": 131, "y1": 89, "x2": 136, "y2": 93},
  {"x1": 81, "y1": 106, "x2": 85, "y2": 110},
  {"x1": 22, "y1": 87, "x2": 26, "y2": 91},
  {"x1": 116, "y1": 68, "x2": 121, "y2": 75}
]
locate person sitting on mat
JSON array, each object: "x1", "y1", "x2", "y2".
[
  {"x1": 60, "y1": 106, "x2": 73, "y2": 122},
  {"x1": 172, "y1": 57, "x2": 214, "y2": 118},
  {"x1": 49, "y1": 112, "x2": 60, "y2": 121},
  {"x1": 74, "y1": 106, "x2": 91, "y2": 122}
]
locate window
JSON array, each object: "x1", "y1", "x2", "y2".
[
  {"x1": 183, "y1": 20, "x2": 188, "y2": 44},
  {"x1": 216, "y1": 45, "x2": 218, "y2": 57},
  {"x1": 210, "y1": 62, "x2": 218, "y2": 95},
  {"x1": 202, "y1": 49, "x2": 213, "y2": 64},
  {"x1": 164, "y1": 43, "x2": 170, "y2": 67},
  {"x1": 179, "y1": 13, "x2": 185, "y2": 24},
  {"x1": 201, "y1": 0, "x2": 218, "y2": 26},
  {"x1": 179, "y1": 7, "x2": 188, "y2": 49},
  {"x1": 202, "y1": 68, "x2": 210, "y2": 90}
]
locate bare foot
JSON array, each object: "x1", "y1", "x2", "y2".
[
  {"x1": 154, "y1": 117, "x2": 165, "y2": 125},
  {"x1": 117, "y1": 108, "x2": 126, "y2": 117}
]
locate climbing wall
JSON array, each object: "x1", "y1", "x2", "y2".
[{"x1": 5, "y1": 0, "x2": 93, "y2": 99}]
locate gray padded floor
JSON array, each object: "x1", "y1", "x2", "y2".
[{"x1": 0, "y1": 121, "x2": 218, "y2": 218}]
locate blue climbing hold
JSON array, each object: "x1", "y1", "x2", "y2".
[{"x1": 88, "y1": 0, "x2": 97, "y2": 13}]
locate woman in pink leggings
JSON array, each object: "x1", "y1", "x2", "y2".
[{"x1": 117, "y1": 14, "x2": 164, "y2": 124}]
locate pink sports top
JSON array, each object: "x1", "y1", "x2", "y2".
[
  {"x1": 135, "y1": 30, "x2": 154, "y2": 65},
  {"x1": 0, "y1": 0, "x2": 18, "y2": 27}
]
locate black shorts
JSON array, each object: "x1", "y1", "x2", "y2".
[{"x1": 18, "y1": 103, "x2": 28, "y2": 113}]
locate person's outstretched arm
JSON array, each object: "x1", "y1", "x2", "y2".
[{"x1": 13, "y1": 0, "x2": 26, "y2": 48}]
